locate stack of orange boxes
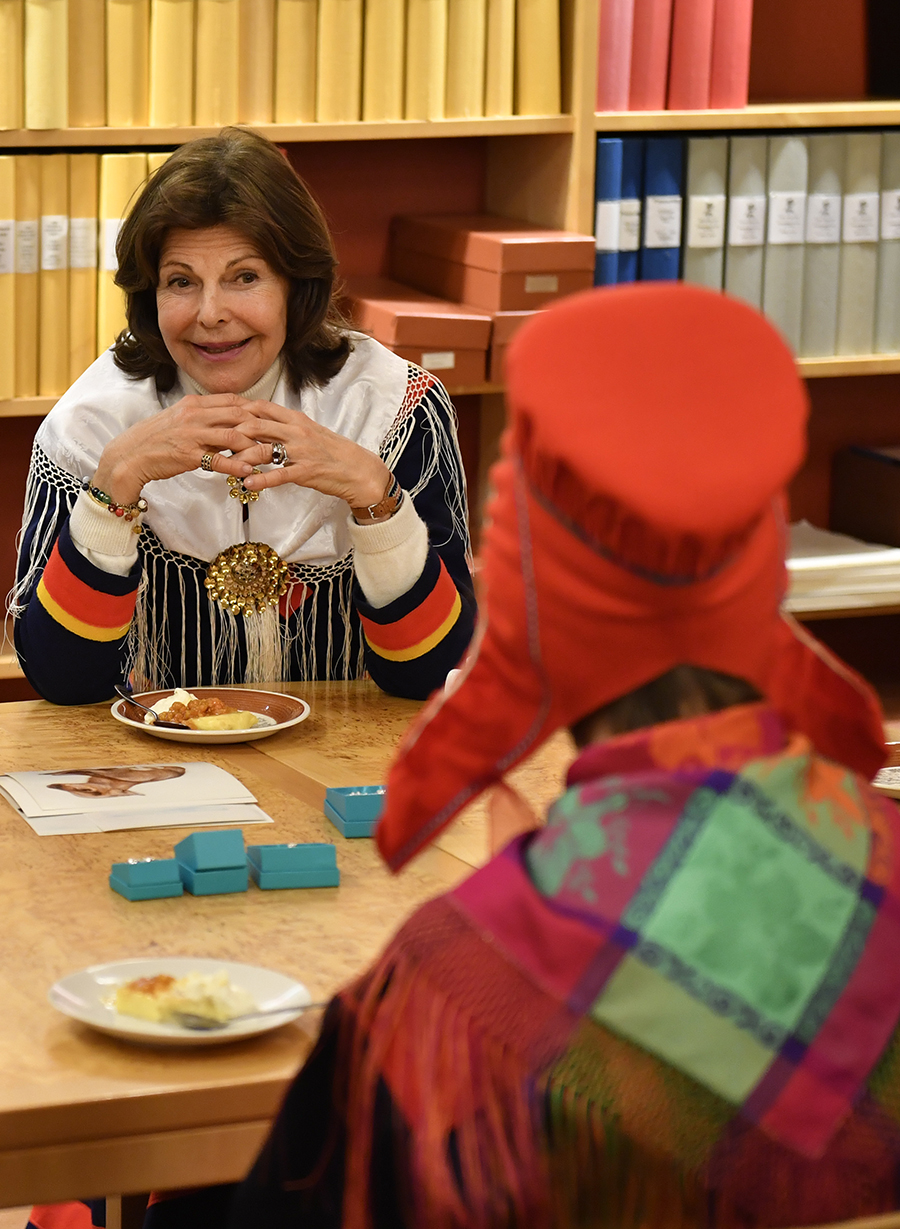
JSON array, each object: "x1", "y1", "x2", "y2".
[{"x1": 390, "y1": 214, "x2": 595, "y2": 381}]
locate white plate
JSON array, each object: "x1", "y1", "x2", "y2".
[
  {"x1": 49, "y1": 957, "x2": 313, "y2": 1046},
  {"x1": 111, "y1": 687, "x2": 311, "y2": 744}
]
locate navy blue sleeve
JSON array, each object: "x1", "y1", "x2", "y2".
[{"x1": 353, "y1": 377, "x2": 476, "y2": 701}]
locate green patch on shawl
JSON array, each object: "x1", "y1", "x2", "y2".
[
  {"x1": 591, "y1": 955, "x2": 773, "y2": 1102},
  {"x1": 638, "y1": 785, "x2": 859, "y2": 1031}
]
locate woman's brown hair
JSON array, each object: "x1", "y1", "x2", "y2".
[{"x1": 113, "y1": 128, "x2": 350, "y2": 393}]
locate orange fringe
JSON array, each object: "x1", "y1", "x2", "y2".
[{"x1": 339, "y1": 945, "x2": 552, "y2": 1229}]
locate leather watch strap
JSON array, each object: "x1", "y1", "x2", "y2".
[{"x1": 351, "y1": 474, "x2": 404, "y2": 522}]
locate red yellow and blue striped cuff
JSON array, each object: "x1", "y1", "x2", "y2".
[
  {"x1": 360, "y1": 560, "x2": 462, "y2": 662},
  {"x1": 37, "y1": 542, "x2": 136, "y2": 642}
]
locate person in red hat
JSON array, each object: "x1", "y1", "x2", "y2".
[{"x1": 132, "y1": 283, "x2": 900, "y2": 1228}]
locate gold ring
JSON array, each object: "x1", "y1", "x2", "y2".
[{"x1": 200, "y1": 453, "x2": 214, "y2": 472}]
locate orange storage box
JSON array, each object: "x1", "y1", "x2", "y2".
[
  {"x1": 343, "y1": 275, "x2": 491, "y2": 384},
  {"x1": 389, "y1": 214, "x2": 595, "y2": 312}
]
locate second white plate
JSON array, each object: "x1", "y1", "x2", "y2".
[{"x1": 49, "y1": 957, "x2": 314, "y2": 1046}]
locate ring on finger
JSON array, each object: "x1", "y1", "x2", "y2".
[
  {"x1": 200, "y1": 453, "x2": 215, "y2": 472},
  {"x1": 271, "y1": 441, "x2": 290, "y2": 467}
]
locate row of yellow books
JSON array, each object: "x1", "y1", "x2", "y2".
[
  {"x1": 0, "y1": 150, "x2": 169, "y2": 401},
  {"x1": 0, "y1": 0, "x2": 560, "y2": 130}
]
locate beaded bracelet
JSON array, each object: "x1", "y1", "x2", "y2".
[{"x1": 82, "y1": 477, "x2": 148, "y2": 525}]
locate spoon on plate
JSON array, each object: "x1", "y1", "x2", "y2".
[
  {"x1": 170, "y1": 1003, "x2": 328, "y2": 1030},
  {"x1": 114, "y1": 684, "x2": 187, "y2": 730}
]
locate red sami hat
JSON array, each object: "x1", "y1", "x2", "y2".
[{"x1": 376, "y1": 283, "x2": 886, "y2": 871}]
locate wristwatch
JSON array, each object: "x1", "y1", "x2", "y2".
[{"x1": 351, "y1": 474, "x2": 404, "y2": 523}]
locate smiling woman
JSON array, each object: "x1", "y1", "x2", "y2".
[{"x1": 10, "y1": 129, "x2": 476, "y2": 704}]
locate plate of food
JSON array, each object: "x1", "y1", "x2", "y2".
[
  {"x1": 48, "y1": 957, "x2": 315, "y2": 1046},
  {"x1": 111, "y1": 687, "x2": 310, "y2": 744}
]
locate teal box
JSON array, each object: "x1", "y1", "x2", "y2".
[
  {"x1": 174, "y1": 829, "x2": 246, "y2": 870},
  {"x1": 325, "y1": 786, "x2": 385, "y2": 822},
  {"x1": 247, "y1": 843, "x2": 340, "y2": 889},
  {"x1": 323, "y1": 797, "x2": 377, "y2": 839},
  {"x1": 178, "y1": 863, "x2": 249, "y2": 896},
  {"x1": 109, "y1": 858, "x2": 183, "y2": 902}
]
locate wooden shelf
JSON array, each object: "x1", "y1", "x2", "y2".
[
  {"x1": 8, "y1": 356, "x2": 900, "y2": 423},
  {"x1": 0, "y1": 116, "x2": 574, "y2": 149},
  {"x1": 797, "y1": 354, "x2": 900, "y2": 377},
  {"x1": 0, "y1": 383, "x2": 503, "y2": 420},
  {"x1": 595, "y1": 100, "x2": 900, "y2": 132},
  {"x1": 0, "y1": 397, "x2": 56, "y2": 418}
]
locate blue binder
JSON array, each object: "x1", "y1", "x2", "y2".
[
  {"x1": 618, "y1": 137, "x2": 645, "y2": 283},
  {"x1": 640, "y1": 137, "x2": 685, "y2": 281},
  {"x1": 594, "y1": 137, "x2": 623, "y2": 286}
]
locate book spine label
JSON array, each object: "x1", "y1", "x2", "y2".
[
  {"x1": 687, "y1": 194, "x2": 725, "y2": 247},
  {"x1": 0, "y1": 220, "x2": 13, "y2": 274},
  {"x1": 619, "y1": 199, "x2": 641, "y2": 250},
  {"x1": 843, "y1": 193, "x2": 880, "y2": 244},
  {"x1": 805, "y1": 194, "x2": 842, "y2": 244},
  {"x1": 644, "y1": 195, "x2": 681, "y2": 247},
  {"x1": 595, "y1": 201, "x2": 620, "y2": 251},
  {"x1": 70, "y1": 217, "x2": 98, "y2": 268},
  {"x1": 728, "y1": 195, "x2": 766, "y2": 246},
  {"x1": 767, "y1": 191, "x2": 807, "y2": 245},
  {"x1": 882, "y1": 190, "x2": 900, "y2": 241},
  {"x1": 41, "y1": 215, "x2": 68, "y2": 269},
  {"x1": 15, "y1": 219, "x2": 38, "y2": 273}
]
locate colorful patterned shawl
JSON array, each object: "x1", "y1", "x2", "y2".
[{"x1": 244, "y1": 704, "x2": 900, "y2": 1229}]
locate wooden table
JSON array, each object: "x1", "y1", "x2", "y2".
[{"x1": 0, "y1": 681, "x2": 573, "y2": 1212}]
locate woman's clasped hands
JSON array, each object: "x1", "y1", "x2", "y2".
[
  {"x1": 230, "y1": 396, "x2": 390, "y2": 510},
  {"x1": 92, "y1": 392, "x2": 389, "y2": 512}
]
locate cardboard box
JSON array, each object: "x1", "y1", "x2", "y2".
[
  {"x1": 390, "y1": 214, "x2": 595, "y2": 311},
  {"x1": 390, "y1": 214, "x2": 596, "y2": 273},
  {"x1": 832, "y1": 446, "x2": 900, "y2": 546},
  {"x1": 390, "y1": 246, "x2": 593, "y2": 312},
  {"x1": 343, "y1": 275, "x2": 491, "y2": 350},
  {"x1": 391, "y1": 344, "x2": 486, "y2": 384},
  {"x1": 488, "y1": 310, "x2": 541, "y2": 383}
]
